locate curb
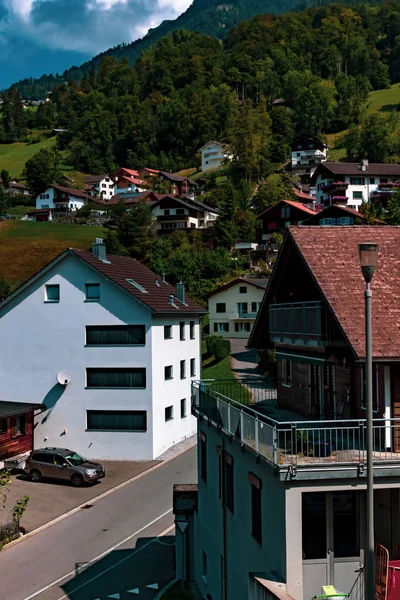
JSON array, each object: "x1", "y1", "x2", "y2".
[
  {"x1": 154, "y1": 578, "x2": 178, "y2": 600},
  {"x1": 4, "y1": 439, "x2": 197, "y2": 550}
]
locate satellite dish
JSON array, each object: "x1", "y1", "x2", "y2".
[{"x1": 57, "y1": 371, "x2": 71, "y2": 386}]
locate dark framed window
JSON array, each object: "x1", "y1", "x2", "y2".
[
  {"x1": 176, "y1": 208, "x2": 185, "y2": 215},
  {"x1": 85, "y1": 283, "x2": 100, "y2": 301},
  {"x1": 282, "y1": 359, "x2": 292, "y2": 387},
  {"x1": 181, "y1": 398, "x2": 186, "y2": 419},
  {"x1": 86, "y1": 325, "x2": 145, "y2": 346},
  {"x1": 87, "y1": 410, "x2": 147, "y2": 432},
  {"x1": 164, "y1": 325, "x2": 172, "y2": 340},
  {"x1": 180, "y1": 360, "x2": 186, "y2": 380},
  {"x1": 0, "y1": 418, "x2": 7, "y2": 434},
  {"x1": 239, "y1": 286, "x2": 247, "y2": 294},
  {"x1": 353, "y1": 191, "x2": 363, "y2": 200},
  {"x1": 165, "y1": 365, "x2": 173, "y2": 380},
  {"x1": 190, "y1": 321, "x2": 195, "y2": 339},
  {"x1": 45, "y1": 284, "x2": 60, "y2": 302},
  {"x1": 224, "y1": 453, "x2": 234, "y2": 513},
  {"x1": 360, "y1": 364, "x2": 379, "y2": 412},
  {"x1": 200, "y1": 432, "x2": 207, "y2": 482},
  {"x1": 180, "y1": 322, "x2": 186, "y2": 341},
  {"x1": 251, "y1": 302, "x2": 258, "y2": 313},
  {"x1": 202, "y1": 551, "x2": 208, "y2": 578},
  {"x1": 216, "y1": 303, "x2": 226, "y2": 313},
  {"x1": 190, "y1": 358, "x2": 196, "y2": 377},
  {"x1": 350, "y1": 177, "x2": 364, "y2": 185},
  {"x1": 249, "y1": 473, "x2": 262, "y2": 544},
  {"x1": 165, "y1": 406, "x2": 174, "y2": 421},
  {"x1": 11, "y1": 414, "x2": 27, "y2": 438},
  {"x1": 369, "y1": 178, "x2": 375, "y2": 184},
  {"x1": 214, "y1": 322, "x2": 229, "y2": 333},
  {"x1": 86, "y1": 368, "x2": 146, "y2": 388}
]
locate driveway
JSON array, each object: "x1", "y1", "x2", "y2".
[{"x1": 1, "y1": 459, "x2": 159, "y2": 532}]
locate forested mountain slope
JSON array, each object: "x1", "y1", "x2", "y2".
[{"x1": 10, "y1": 0, "x2": 384, "y2": 99}]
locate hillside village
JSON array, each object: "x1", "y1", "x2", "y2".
[{"x1": 1, "y1": 1, "x2": 400, "y2": 600}]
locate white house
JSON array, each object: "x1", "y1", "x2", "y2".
[
  {"x1": 291, "y1": 133, "x2": 328, "y2": 172},
  {"x1": 36, "y1": 184, "x2": 93, "y2": 215},
  {"x1": 199, "y1": 141, "x2": 233, "y2": 172},
  {"x1": 311, "y1": 160, "x2": 400, "y2": 210},
  {"x1": 151, "y1": 195, "x2": 219, "y2": 231},
  {"x1": 206, "y1": 278, "x2": 269, "y2": 339},
  {"x1": 0, "y1": 240, "x2": 206, "y2": 460},
  {"x1": 84, "y1": 174, "x2": 115, "y2": 201}
]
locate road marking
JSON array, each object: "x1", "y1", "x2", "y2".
[
  {"x1": 6, "y1": 441, "x2": 195, "y2": 550},
  {"x1": 108, "y1": 595, "x2": 120, "y2": 599},
  {"x1": 146, "y1": 584, "x2": 159, "y2": 590},
  {"x1": 127, "y1": 589, "x2": 139, "y2": 595},
  {"x1": 21, "y1": 515, "x2": 174, "y2": 600}
]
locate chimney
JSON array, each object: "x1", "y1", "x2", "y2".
[
  {"x1": 168, "y1": 294, "x2": 177, "y2": 308},
  {"x1": 162, "y1": 273, "x2": 167, "y2": 284},
  {"x1": 155, "y1": 279, "x2": 160, "y2": 287},
  {"x1": 91, "y1": 238, "x2": 108, "y2": 262},
  {"x1": 176, "y1": 281, "x2": 186, "y2": 304},
  {"x1": 361, "y1": 158, "x2": 368, "y2": 172}
]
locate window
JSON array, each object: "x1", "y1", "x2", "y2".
[
  {"x1": 45, "y1": 284, "x2": 60, "y2": 302},
  {"x1": 249, "y1": 473, "x2": 262, "y2": 544},
  {"x1": 239, "y1": 286, "x2": 247, "y2": 294},
  {"x1": 214, "y1": 322, "x2": 229, "y2": 333},
  {"x1": 164, "y1": 209, "x2": 170, "y2": 216},
  {"x1": 380, "y1": 178, "x2": 388, "y2": 183},
  {"x1": 85, "y1": 283, "x2": 100, "y2": 301},
  {"x1": 251, "y1": 302, "x2": 258, "y2": 313},
  {"x1": 180, "y1": 360, "x2": 186, "y2": 380},
  {"x1": 202, "y1": 551, "x2": 208, "y2": 582},
  {"x1": 224, "y1": 452, "x2": 234, "y2": 513},
  {"x1": 11, "y1": 415, "x2": 26, "y2": 438},
  {"x1": 216, "y1": 303, "x2": 226, "y2": 313},
  {"x1": 180, "y1": 321, "x2": 186, "y2": 341},
  {"x1": 165, "y1": 406, "x2": 174, "y2": 421},
  {"x1": 235, "y1": 322, "x2": 251, "y2": 332},
  {"x1": 176, "y1": 208, "x2": 185, "y2": 215},
  {"x1": 0, "y1": 419, "x2": 7, "y2": 434},
  {"x1": 369, "y1": 178, "x2": 375, "y2": 184},
  {"x1": 190, "y1": 321, "x2": 195, "y2": 339},
  {"x1": 190, "y1": 358, "x2": 196, "y2": 377},
  {"x1": 181, "y1": 398, "x2": 187, "y2": 419},
  {"x1": 102, "y1": 184, "x2": 107, "y2": 188},
  {"x1": 87, "y1": 410, "x2": 147, "y2": 432},
  {"x1": 361, "y1": 364, "x2": 379, "y2": 412},
  {"x1": 31, "y1": 452, "x2": 53, "y2": 463},
  {"x1": 164, "y1": 325, "x2": 172, "y2": 340},
  {"x1": 238, "y1": 302, "x2": 248, "y2": 315},
  {"x1": 200, "y1": 432, "x2": 207, "y2": 482},
  {"x1": 86, "y1": 368, "x2": 146, "y2": 389},
  {"x1": 353, "y1": 191, "x2": 363, "y2": 200},
  {"x1": 42, "y1": 204, "x2": 49, "y2": 209},
  {"x1": 86, "y1": 325, "x2": 145, "y2": 346},
  {"x1": 165, "y1": 365, "x2": 173, "y2": 380},
  {"x1": 282, "y1": 359, "x2": 292, "y2": 387},
  {"x1": 350, "y1": 177, "x2": 364, "y2": 185}
]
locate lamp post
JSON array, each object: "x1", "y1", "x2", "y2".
[{"x1": 359, "y1": 242, "x2": 379, "y2": 600}]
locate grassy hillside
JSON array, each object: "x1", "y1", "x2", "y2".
[
  {"x1": 0, "y1": 136, "x2": 56, "y2": 178},
  {"x1": 0, "y1": 221, "x2": 104, "y2": 285}
]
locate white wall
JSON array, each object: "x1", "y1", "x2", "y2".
[
  {"x1": 292, "y1": 148, "x2": 326, "y2": 168},
  {"x1": 315, "y1": 174, "x2": 385, "y2": 209},
  {"x1": 201, "y1": 143, "x2": 224, "y2": 172},
  {"x1": 208, "y1": 282, "x2": 265, "y2": 339},
  {"x1": 36, "y1": 188, "x2": 86, "y2": 211}
]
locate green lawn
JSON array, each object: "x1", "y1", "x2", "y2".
[
  {"x1": 201, "y1": 339, "x2": 251, "y2": 403},
  {"x1": 367, "y1": 83, "x2": 400, "y2": 114},
  {"x1": 0, "y1": 136, "x2": 57, "y2": 178},
  {"x1": 5, "y1": 205, "x2": 32, "y2": 217}
]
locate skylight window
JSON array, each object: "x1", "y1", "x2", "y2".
[{"x1": 125, "y1": 279, "x2": 148, "y2": 293}]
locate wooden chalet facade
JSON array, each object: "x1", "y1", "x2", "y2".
[
  {"x1": 257, "y1": 199, "x2": 316, "y2": 239},
  {"x1": 0, "y1": 402, "x2": 43, "y2": 461},
  {"x1": 303, "y1": 204, "x2": 385, "y2": 226},
  {"x1": 249, "y1": 227, "x2": 400, "y2": 450}
]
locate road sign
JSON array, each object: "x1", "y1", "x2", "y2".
[{"x1": 177, "y1": 520, "x2": 189, "y2": 535}]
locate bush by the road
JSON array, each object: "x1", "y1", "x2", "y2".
[{"x1": 206, "y1": 336, "x2": 231, "y2": 361}]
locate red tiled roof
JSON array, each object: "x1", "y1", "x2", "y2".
[
  {"x1": 117, "y1": 168, "x2": 139, "y2": 177},
  {"x1": 204, "y1": 277, "x2": 269, "y2": 299},
  {"x1": 257, "y1": 199, "x2": 316, "y2": 219},
  {"x1": 293, "y1": 188, "x2": 315, "y2": 202},
  {"x1": 119, "y1": 176, "x2": 146, "y2": 186},
  {"x1": 70, "y1": 249, "x2": 206, "y2": 314},
  {"x1": 289, "y1": 226, "x2": 400, "y2": 359}
]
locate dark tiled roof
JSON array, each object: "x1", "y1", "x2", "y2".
[
  {"x1": 0, "y1": 401, "x2": 43, "y2": 417},
  {"x1": 83, "y1": 174, "x2": 108, "y2": 183},
  {"x1": 290, "y1": 226, "x2": 400, "y2": 359},
  {"x1": 205, "y1": 277, "x2": 269, "y2": 299},
  {"x1": 70, "y1": 249, "x2": 206, "y2": 314},
  {"x1": 51, "y1": 185, "x2": 97, "y2": 200},
  {"x1": 303, "y1": 204, "x2": 385, "y2": 225},
  {"x1": 315, "y1": 162, "x2": 400, "y2": 177}
]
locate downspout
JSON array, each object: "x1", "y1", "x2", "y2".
[{"x1": 221, "y1": 437, "x2": 228, "y2": 600}]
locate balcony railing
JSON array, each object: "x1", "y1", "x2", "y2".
[
  {"x1": 322, "y1": 181, "x2": 349, "y2": 192},
  {"x1": 269, "y1": 301, "x2": 328, "y2": 346},
  {"x1": 192, "y1": 381, "x2": 400, "y2": 476},
  {"x1": 229, "y1": 311, "x2": 258, "y2": 320}
]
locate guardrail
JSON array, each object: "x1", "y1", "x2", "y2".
[{"x1": 192, "y1": 381, "x2": 400, "y2": 469}]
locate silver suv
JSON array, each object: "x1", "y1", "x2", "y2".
[{"x1": 25, "y1": 448, "x2": 105, "y2": 487}]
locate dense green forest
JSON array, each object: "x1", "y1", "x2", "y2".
[
  {"x1": 7, "y1": 0, "x2": 388, "y2": 99},
  {"x1": 4, "y1": 3, "x2": 399, "y2": 176}
]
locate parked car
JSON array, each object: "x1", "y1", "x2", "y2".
[{"x1": 24, "y1": 447, "x2": 105, "y2": 487}]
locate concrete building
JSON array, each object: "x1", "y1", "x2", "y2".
[
  {"x1": 291, "y1": 133, "x2": 328, "y2": 175},
  {"x1": 199, "y1": 141, "x2": 233, "y2": 172},
  {"x1": 311, "y1": 161, "x2": 400, "y2": 210},
  {"x1": 151, "y1": 195, "x2": 219, "y2": 232},
  {"x1": 0, "y1": 240, "x2": 206, "y2": 460},
  {"x1": 206, "y1": 278, "x2": 269, "y2": 339}
]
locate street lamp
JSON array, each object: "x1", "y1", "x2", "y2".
[{"x1": 359, "y1": 242, "x2": 378, "y2": 600}]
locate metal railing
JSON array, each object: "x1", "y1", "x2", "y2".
[
  {"x1": 192, "y1": 381, "x2": 400, "y2": 469},
  {"x1": 200, "y1": 378, "x2": 277, "y2": 406},
  {"x1": 269, "y1": 301, "x2": 327, "y2": 345}
]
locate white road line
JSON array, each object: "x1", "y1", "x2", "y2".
[{"x1": 21, "y1": 512, "x2": 174, "y2": 600}]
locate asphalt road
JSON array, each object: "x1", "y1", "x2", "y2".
[{"x1": 0, "y1": 447, "x2": 197, "y2": 600}]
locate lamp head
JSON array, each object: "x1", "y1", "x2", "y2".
[{"x1": 358, "y1": 242, "x2": 378, "y2": 283}]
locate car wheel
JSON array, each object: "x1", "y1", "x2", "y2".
[
  {"x1": 71, "y1": 474, "x2": 84, "y2": 487},
  {"x1": 30, "y1": 469, "x2": 42, "y2": 483}
]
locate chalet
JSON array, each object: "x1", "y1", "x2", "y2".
[
  {"x1": 291, "y1": 133, "x2": 328, "y2": 173},
  {"x1": 159, "y1": 172, "x2": 198, "y2": 197},
  {"x1": 83, "y1": 174, "x2": 115, "y2": 201},
  {"x1": 150, "y1": 194, "x2": 218, "y2": 232},
  {"x1": 311, "y1": 160, "x2": 400, "y2": 210},
  {"x1": 303, "y1": 204, "x2": 385, "y2": 226},
  {"x1": 198, "y1": 141, "x2": 233, "y2": 172},
  {"x1": 139, "y1": 167, "x2": 160, "y2": 179},
  {"x1": 34, "y1": 184, "x2": 96, "y2": 220},
  {"x1": 257, "y1": 199, "x2": 316, "y2": 240},
  {"x1": 6, "y1": 180, "x2": 30, "y2": 197},
  {"x1": 0, "y1": 401, "x2": 43, "y2": 466}
]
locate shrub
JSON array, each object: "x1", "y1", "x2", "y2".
[{"x1": 206, "y1": 336, "x2": 231, "y2": 361}]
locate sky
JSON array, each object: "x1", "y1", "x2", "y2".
[{"x1": 0, "y1": 0, "x2": 192, "y2": 89}]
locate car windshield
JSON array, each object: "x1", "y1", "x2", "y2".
[{"x1": 65, "y1": 452, "x2": 87, "y2": 466}]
